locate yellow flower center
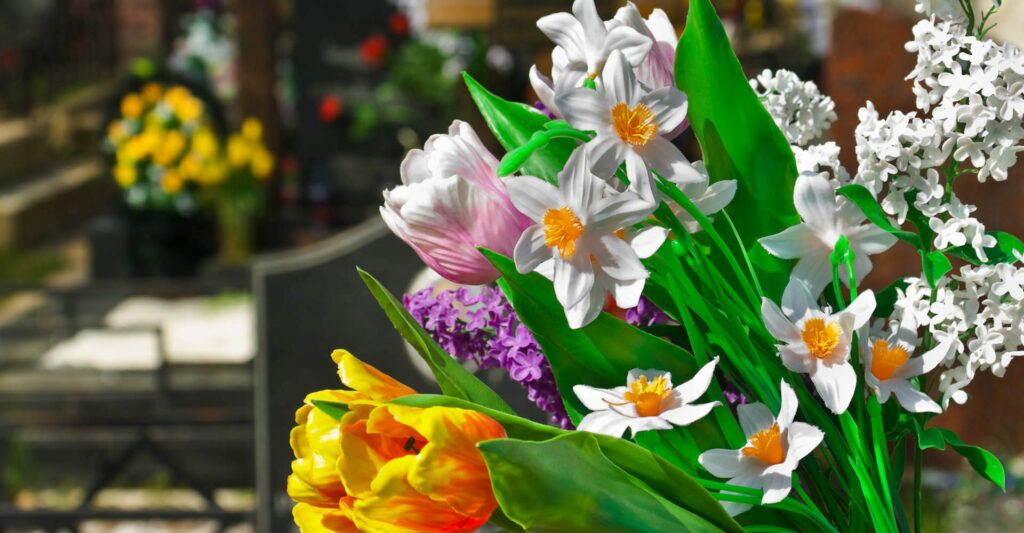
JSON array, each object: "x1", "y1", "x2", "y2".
[
  {"x1": 742, "y1": 423, "x2": 786, "y2": 465},
  {"x1": 542, "y1": 206, "x2": 584, "y2": 258},
  {"x1": 801, "y1": 318, "x2": 841, "y2": 359},
  {"x1": 619, "y1": 375, "x2": 671, "y2": 418},
  {"x1": 870, "y1": 340, "x2": 910, "y2": 381},
  {"x1": 611, "y1": 102, "x2": 658, "y2": 146}
]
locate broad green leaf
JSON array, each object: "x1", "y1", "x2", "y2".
[
  {"x1": 310, "y1": 399, "x2": 349, "y2": 421},
  {"x1": 482, "y1": 249, "x2": 732, "y2": 460},
  {"x1": 676, "y1": 0, "x2": 799, "y2": 299},
  {"x1": 915, "y1": 424, "x2": 1005, "y2": 490},
  {"x1": 357, "y1": 268, "x2": 515, "y2": 415},
  {"x1": 920, "y1": 250, "x2": 952, "y2": 289},
  {"x1": 947, "y1": 231, "x2": 1024, "y2": 265},
  {"x1": 394, "y1": 394, "x2": 743, "y2": 532},
  {"x1": 480, "y1": 433, "x2": 742, "y2": 533},
  {"x1": 463, "y1": 73, "x2": 575, "y2": 183},
  {"x1": 838, "y1": 185, "x2": 922, "y2": 249}
]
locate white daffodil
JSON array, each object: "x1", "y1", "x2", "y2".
[
  {"x1": 552, "y1": 225, "x2": 668, "y2": 327},
  {"x1": 573, "y1": 357, "x2": 721, "y2": 437},
  {"x1": 667, "y1": 161, "x2": 737, "y2": 233},
  {"x1": 534, "y1": 0, "x2": 652, "y2": 102},
  {"x1": 699, "y1": 380, "x2": 824, "y2": 516},
  {"x1": 556, "y1": 49, "x2": 699, "y2": 202},
  {"x1": 759, "y1": 173, "x2": 897, "y2": 305},
  {"x1": 761, "y1": 285, "x2": 876, "y2": 414},
  {"x1": 506, "y1": 148, "x2": 656, "y2": 329},
  {"x1": 861, "y1": 311, "x2": 955, "y2": 414}
]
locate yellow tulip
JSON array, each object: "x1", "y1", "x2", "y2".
[
  {"x1": 175, "y1": 96, "x2": 204, "y2": 123},
  {"x1": 227, "y1": 135, "x2": 253, "y2": 168},
  {"x1": 163, "y1": 86, "x2": 191, "y2": 107},
  {"x1": 251, "y1": 148, "x2": 275, "y2": 179},
  {"x1": 107, "y1": 121, "x2": 129, "y2": 144},
  {"x1": 242, "y1": 117, "x2": 263, "y2": 142},
  {"x1": 287, "y1": 350, "x2": 504, "y2": 533},
  {"x1": 161, "y1": 170, "x2": 184, "y2": 194},
  {"x1": 153, "y1": 130, "x2": 186, "y2": 167},
  {"x1": 192, "y1": 128, "x2": 219, "y2": 159},
  {"x1": 121, "y1": 93, "x2": 144, "y2": 119},
  {"x1": 200, "y1": 160, "x2": 229, "y2": 186},
  {"x1": 113, "y1": 165, "x2": 137, "y2": 188},
  {"x1": 178, "y1": 154, "x2": 203, "y2": 180},
  {"x1": 142, "y1": 82, "x2": 163, "y2": 103}
]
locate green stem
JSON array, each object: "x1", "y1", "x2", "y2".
[
  {"x1": 914, "y1": 444, "x2": 923, "y2": 533},
  {"x1": 868, "y1": 397, "x2": 897, "y2": 522}
]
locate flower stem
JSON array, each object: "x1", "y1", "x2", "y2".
[{"x1": 914, "y1": 444, "x2": 923, "y2": 533}]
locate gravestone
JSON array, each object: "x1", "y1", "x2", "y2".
[
  {"x1": 252, "y1": 218, "x2": 547, "y2": 531},
  {"x1": 292, "y1": 1, "x2": 403, "y2": 226}
]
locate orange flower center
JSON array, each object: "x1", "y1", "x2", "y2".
[
  {"x1": 611, "y1": 102, "x2": 658, "y2": 146},
  {"x1": 543, "y1": 206, "x2": 584, "y2": 258},
  {"x1": 870, "y1": 340, "x2": 910, "y2": 381},
  {"x1": 619, "y1": 374, "x2": 671, "y2": 417},
  {"x1": 742, "y1": 423, "x2": 786, "y2": 465},
  {"x1": 801, "y1": 318, "x2": 841, "y2": 359}
]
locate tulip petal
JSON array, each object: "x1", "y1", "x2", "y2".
[
  {"x1": 293, "y1": 502, "x2": 357, "y2": 533},
  {"x1": 334, "y1": 350, "x2": 416, "y2": 402},
  {"x1": 354, "y1": 455, "x2": 487, "y2": 533},
  {"x1": 388, "y1": 405, "x2": 505, "y2": 518}
]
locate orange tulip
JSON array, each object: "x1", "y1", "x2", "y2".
[{"x1": 288, "y1": 350, "x2": 505, "y2": 533}]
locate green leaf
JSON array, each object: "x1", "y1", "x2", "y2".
[
  {"x1": 837, "y1": 185, "x2": 922, "y2": 249},
  {"x1": 463, "y1": 72, "x2": 575, "y2": 183},
  {"x1": 920, "y1": 250, "x2": 952, "y2": 289},
  {"x1": 395, "y1": 394, "x2": 742, "y2": 532},
  {"x1": 310, "y1": 399, "x2": 349, "y2": 421},
  {"x1": 676, "y1": 0, "x2": 799, "y2": 299},
  {"x1": 947, "y1": 231, "x2": 1024, "y2": 265},
  {"x1": 357, "y1": 268, "x2": 515, "y2": 415},
  {"x1": 480, "y1": 432, "x2": 742, "y2": 533},
  {"x1": 914, "y1": 424, "x2": 1006, "y2": 491}
]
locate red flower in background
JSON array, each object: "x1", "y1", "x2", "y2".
[
  {"x1": 359, "y1": 34, "x2": 389, "y2": 68},
  {"x1": 318, "y1": 95, "x2": 342, "y2": 123},
  {"x1": 388, "y1": 12, "x2": 410, "y2": 36}
]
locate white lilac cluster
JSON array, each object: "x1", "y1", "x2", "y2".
[
  {"x1": 894, "y1": 265, "x2": 1024, "y2": 407},
  {"x1": 852, "y1": 13, "x2": 1024, "y2": 262},
  {"x1": 750, "y1": 69, "x2": 838, "y2": 146}
]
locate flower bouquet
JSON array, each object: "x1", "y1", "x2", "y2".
[{"x1": 288, "y1": 0, "x2": 1022, "y2": 531}]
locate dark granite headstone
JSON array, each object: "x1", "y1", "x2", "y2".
[
  {"x1": 292, "y1": 1, "x2": 404, "y2": 225},
  {"x1": 252, "y1": 219, "x2": 547, "y2": 531}
]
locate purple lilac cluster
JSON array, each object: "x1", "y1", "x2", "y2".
[
  {"x1": 624, "y1": 297, "x2": 670, "y2": 327},
  {"x1": 404, "y1": 286, "x2": 573, "y2": 428}
]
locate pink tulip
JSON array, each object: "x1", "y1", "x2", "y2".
[{"x1": 381, "y1": 121, "x2": 531, "y2": 285}]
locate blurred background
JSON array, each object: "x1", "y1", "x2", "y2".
[{"x1": 0, "y1": 0, "x2": 1021, "y2": 531}]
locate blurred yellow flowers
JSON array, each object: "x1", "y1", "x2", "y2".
[{"x1": 289, "y1": 350, "x2": 505, "y2": 532}]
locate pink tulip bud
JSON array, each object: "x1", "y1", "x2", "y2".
[{"x1": 381, "y1": 121, "x2": 531, "y2": 285}]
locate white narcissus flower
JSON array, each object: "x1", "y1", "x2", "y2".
[
  {"x1": 861, "y1": 311, "x2": 955, "y2": 414},
  {"x1": 761, "y1": 287, "x2": 876, "y2": 414},
  {"x1": 506, "y1": 148, "x2": 656, "y2": 329},
  {"x1": 556, "y1": 49, "x2": 699, "y2": 202},
  {"x1": 573, "y1": 357, "x2": 721, "y2": 437},
  {"x1": 759, "y1": 173, "x2": 897, "y2": 305},
  {"x1": 699, "y1": 380, "x2": 824, "y2": 516},
  {"x1": 381, "y1": 120, "x2": 531, "y2": 285},
  {"x1": 534, "y1": 0, "x2": 652, "y2": 107}
]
